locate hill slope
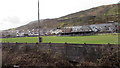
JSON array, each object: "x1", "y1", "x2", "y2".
[{"x1": 16, "y1": 3, "x2": 120, "y2": 30}]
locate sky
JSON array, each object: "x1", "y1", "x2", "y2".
[{"x1": 0, "y1": 0, "x2": 119, "y2": 30}]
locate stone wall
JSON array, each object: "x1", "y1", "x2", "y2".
[{"x1": 2, "y1": 43, "x2": 119, "y2": 63}]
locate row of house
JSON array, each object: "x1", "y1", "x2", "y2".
[
  {"x1": 1, "y1": 22, "x2": 119, "y2": 37},
  {"x1": 50, "y1": 22, "x2": 119, "y2": 36}
]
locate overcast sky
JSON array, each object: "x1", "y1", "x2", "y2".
[{"x1": 0, "y1": 0, "x2": 119, "y2": 30}]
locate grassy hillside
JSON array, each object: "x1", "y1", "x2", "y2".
[
  {"x1": 14, "y1": 3, "x2": 120, "y2": 31},
  {"x1": 1, "y1": 33, "x2": 118, "y2": 44}
]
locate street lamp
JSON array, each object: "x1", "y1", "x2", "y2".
[{"x1": 38, "y1": 0, "x2": 42, "y2": 43}]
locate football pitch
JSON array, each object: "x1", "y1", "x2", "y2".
[{"x1": 0, "y1": 33, "x2": 119, "y2": 44}]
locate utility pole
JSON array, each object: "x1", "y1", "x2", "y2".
[{"x1": 38, "y1": 0, "x2": 42, "y2": 43}]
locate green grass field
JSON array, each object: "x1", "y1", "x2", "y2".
[{"x1": 0, "y1": 33, "x2": 119, "y2": 44}]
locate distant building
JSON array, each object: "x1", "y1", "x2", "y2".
[
  {"x1": 49, "y1": 29, "x2": 63, "y2": 35},
  {"x1": 59, "y1": 22, "x2": 119, "y2": 36}
]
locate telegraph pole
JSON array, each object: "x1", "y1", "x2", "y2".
[{"x1": 38, "y1": 0, "x2": 42, "y2": 43}]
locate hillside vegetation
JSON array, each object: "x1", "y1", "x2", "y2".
[{"x1": 15, "y1": 3, "x2": 120, "y2": 31}]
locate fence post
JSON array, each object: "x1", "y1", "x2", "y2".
[
  {"x1": 65, "y1": 42, "x2": 67, "y2": 44},
  {"x1": 84, "y1": 43, "x2": 86, "y2": 45},
  {"x1": 36, "y1": 42, "x2": 38, "y2": 44},
  {"x1": 49, "y1": 42, "x2": 51, "y2": 48},
  {"x1": 16, "y1": 42, "x2": 18, "y2": 45}
]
